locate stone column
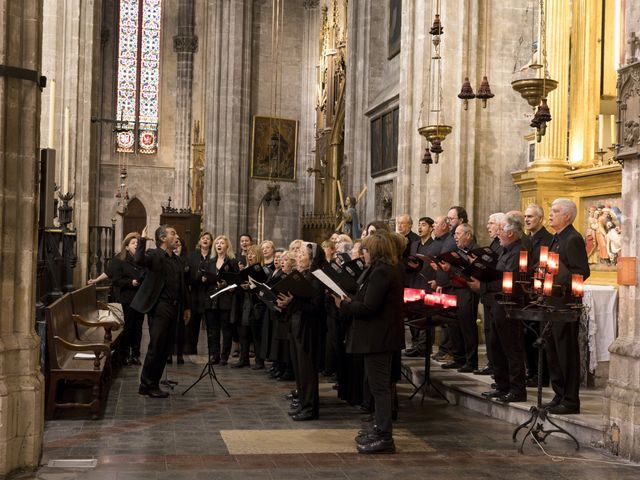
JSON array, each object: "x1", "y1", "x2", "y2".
[
  {"x1": 531, "y1": 0, "x2": 571, "y2": 172},
  {"x1": 173, "y1": 0, "x2": 198, "y2": 208},
  {"x1": 0, "y1": 1, "x2": 45, "y2": 476},
  {"x1": 603, "y1": 52, "x2": 640, "y2": 460},
  {"x1": 203, "y1": 0, "x2": 253, "y2": 240}
]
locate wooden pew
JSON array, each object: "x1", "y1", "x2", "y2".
[{"x1": 44, "y1": 294, "x2": 112, "y2": 419}]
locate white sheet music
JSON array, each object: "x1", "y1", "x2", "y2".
[
  {"x1": 210, "y1": 284, "x2": 238, "y2": 299},
  {"x1": 312, "y1": 270, "x2": 348, "y2": 298}
]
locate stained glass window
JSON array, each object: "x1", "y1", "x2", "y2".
[{"x1": 116, "y1": 0, "x2": 162, "y2": 154}]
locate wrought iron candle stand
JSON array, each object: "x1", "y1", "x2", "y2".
[{"x1": 499, "y1": 250, "x2": 585, "y2": 454}]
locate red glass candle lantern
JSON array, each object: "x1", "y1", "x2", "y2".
[
  {"x1": 502, "y1": 271, "x2": 513, "y2": 295},
  {"x1": 571, "y1": 274, "x2": 584, "y2": 297},
  {"x1": 519, "y1": 251, "x2": 528, "y2": 273},
  {"x1": 539, "y1": 246, "x2": 549, "y2": 267},
  {"x1": 543, "y1": 273, "x2": 554, "y2": 296}
]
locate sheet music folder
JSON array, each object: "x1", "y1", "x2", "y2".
[{"x1": 271, "y1": 270, "x2": 316, "y2": 299}]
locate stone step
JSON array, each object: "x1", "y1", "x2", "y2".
[{"x1": 401, "y1": 357, "x2": 606, "y2": 448}]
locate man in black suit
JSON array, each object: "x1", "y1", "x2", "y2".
[
  {"x1": 545, "y1": 198, "x2": 590, "y2": 414},
  {"x1": 395, "y1": 214, "x2": 420, "y2": 259},
  {"x1": 132, "y1": 225, "x2": 191, "y2": 398},
  {"x1": 523, "y1": 204, "x2": 554, "y2": 385}
]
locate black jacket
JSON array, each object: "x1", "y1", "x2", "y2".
[
  {"x1": 530, "y1": 226, "x2": 554, "y2": 266},
  {"x1": 340, "y1": 262, "x2": 404, "y2": 354},
  {"x1": 107, "y1": 254, "x2": 145, "y2": 304},
  {"x1": 187, "y1": 250, "x2": 213, "y2": 315},
  {"x1": 549, "y1": 224, "x2": 590, "y2": 303},
  {"x1": 130, "y1": 241, "x2": 190, "y2": 314},
  {"x1": 205, "y1": 256, "x2": 239, "y2": 310}
]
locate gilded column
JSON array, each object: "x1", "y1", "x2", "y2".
[
  {"x1": 530, "y1": 0, "x2": 571, "y2": 172},
  {"x1": 0, "y1": 1, "x2": 45, "y2": 476},
  {"x1": 173, "y1": 0, "x2": 198, "y2": 208},
  {"x1": 567, "y1": 0, "x2": 600, "y2": 167}
]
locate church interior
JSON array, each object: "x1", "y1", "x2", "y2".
[{"x1": 3, "y1": 0, "x2": 640, "y2": 477}]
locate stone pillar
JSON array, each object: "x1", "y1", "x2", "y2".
[
  {"x1": 173, "y1": 0, "x2": 198, "y2": 209},
  {"x1": 531, "y1": 0, "x2": 571, "y2": 172},
  {"x1": 603, "y1": 55, "x2": 640, "y2": 461},
  {"x1": 0, "y1": 1, "x2": 45, "y2": 476},
  {"x1": 203, "y1": 0, "x2": 252, "y2": 240}
]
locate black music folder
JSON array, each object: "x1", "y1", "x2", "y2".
[
  {"x1": 240, "y1": 263, "x2": 270, "y2": 283},
  {"x1": 272, "y1": 270, "x2": 316, "y2": 299},
  {"x1": 217, "y1": 270, "x2": 242, "y2": 285},
  {"x1": 249, "y1": 278, "x2": 280, "y2": 310},
  {"x1": 321, "y1": 262, "x2": 358, "y2": 294},
  {"x1": 468, "y1": 246, "x2": 499, "y2": 266}
]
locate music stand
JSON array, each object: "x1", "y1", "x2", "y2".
[
  {"x1": 506, "y1": 307, "x2": 580, "y2": 454},
  {"x1": 404, "y1": 302, "x2": 456, "y2": 404},
  {"x1": 160, "y1": 365, "x2": 178, "y2": 390},
  {"x1": 182, "y1": 358, "x2": 231, "y2": 397}
]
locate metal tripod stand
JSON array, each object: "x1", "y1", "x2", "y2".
[{"x1": 182, "y1": 358, "x2": 231, "y2": 397}]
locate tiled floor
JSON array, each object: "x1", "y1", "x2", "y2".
[{"x1": 17, "y1": 351, "x2": 640, "y2": 479}]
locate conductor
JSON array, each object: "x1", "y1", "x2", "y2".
[{"x1": 132, "y1": 225, "x2": 191, "y2": 398}]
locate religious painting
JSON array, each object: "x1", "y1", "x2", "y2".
[
  {"x1": 582, "y1": 194, "x2": 622, "y2": 271},
  {"x1": 251, "y1": 116, "x2": 298, "y2": 181},
  {"x1": 388, "y1": 0, "x2": 401, "y2": 59},
  {"x1": 371, "y1": 107, "x2": 399, "y2": 177}
]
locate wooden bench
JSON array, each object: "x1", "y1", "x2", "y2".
[
  {"x1": 44, "y1": 294, "x2": 112, "y2": 419},
  {"x1": 69, "y1": 284, "x2": 123, "y2": 354}
]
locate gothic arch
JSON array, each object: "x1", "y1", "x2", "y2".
[{"x1": 122, "y1": 198, "x2": 147, "y2": 240}]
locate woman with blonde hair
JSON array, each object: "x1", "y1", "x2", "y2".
[
  {"x1": 186, "y1": 232, "x2": 214, "y2": 355},
  {"x1": 202, "y1": 234, "x2": 239, "y2": 365}
]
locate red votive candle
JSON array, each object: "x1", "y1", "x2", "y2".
[
  {"x1": 533, "y1": 278, "x2": 542, "y2": 293},
  {"x1": 519, "y1": 251, "x2": 528, "y2": 273},
  {"x1": 539, "y1": 246, "x2": 549, "y2": 267},
  {"x1": 547, "y1": 252, "x2": 560, "y2": 274},
  {"x1": 571, "y1": 274, "x2": 584, "y2": 297},
  {"x1": 502, "y1": 272, "x2": 513, "y2": 295},
  {"x1": 543, "y1": 273, "x2": 554, "y2": 296}
]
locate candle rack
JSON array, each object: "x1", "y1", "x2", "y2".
[{"x1": 497, "y1": 248, "x2": 585, "y2": 454}]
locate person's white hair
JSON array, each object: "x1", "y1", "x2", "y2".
[
  {"x1": 489, "y1": 212, "x2": 506, "y2": 224},
  {"x1": 552, "y1": 198, "x2": 577, "y2": 223},
  {"x1": 525, "y1": 204, "x2": 545, "y2": 219},
  {"x1": 502, "y1": 213, "x2": 524, "y2": 239}
]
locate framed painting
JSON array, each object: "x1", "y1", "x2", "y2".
[
  {"x1": 251, "y1": 116, "x2": 298, "y2": 181},
  {"x1": 388, "y1": 0, "x2": 401, "y2": 59},
  {"x1": 581, "y1": 194, "x2": 622, "y2": 272}
]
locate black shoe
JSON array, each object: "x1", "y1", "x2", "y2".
[
  {"x1": 220, "y1": 359, "x2": 228, "y2": 366},
  {"x1": 404, "y1": 348, "x2": 420, "y2": 358},
  {"x1": 278, "y1": 372, "x2": 294, "y2": 381},
  {"x1": 498, "y1": 392, "x2": 527, "y2": 403},
  {"x1": 457, "y1": 365, "x2": 476, "y2": 373},
  {"x1": 209, "y1": 355, "x2": 220, "y2": 365},
  {"x1": 130, "y1": 356, "x2": 142, "y2": 366},
  {"x1": 138, "y1": 385, "x2": 169, "y2": 398},
  {"x1": 357, "y1": 436, "x2": 396, "y2": 454},
  {"x1": 442, "y1": 362, "x2": 464, "y2": 369},
  {"x1": 232, "y1": 360, "x2": 250, "y2": 368},
  {"x1": 285, "y1": 390, "x2": 298, "y2": 400},
  {"x1": 291, "y1": 411, "x2": 318, "y2": 421},
  {"x1": 290, "y1": 399, "x2": 300, "y2": 409},
  {"x1": 432, "y1": 351, "x2": 447, "y2": 361},
  {"x1": 177, "y1": 356, "x2": 185, "y2": 365},
  {"x1": 543, "y1": 395, "x2": 562, "y2": 408},
  {"x1": 166, "y1": 356, "x2": 173, "y2": 365},
  {"x1": 546, "y1": 404, "x2": 580, "y2": 415},
  {"x1": 288, "y1": 406, "x2": 302, "y2": 416},
  {"x1": 252, "y1": 363, "x2": 265, "y2": 370},
  {"x1": 482, "y1": 389, "x2": 508, "y2": 398},
  {"x1": 124, "y1": 356, "x2": 133, "y2": 366},
  {"x1": 473, "y1": 366, "x2": 493, "y2": 375},
  {"x1": 490, "y1": 383, "x2": 498, "y2": 389}
]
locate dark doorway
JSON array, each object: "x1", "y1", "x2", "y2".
[{"x1": 123, "y1": 198, "x2": 147, "y2": 240}]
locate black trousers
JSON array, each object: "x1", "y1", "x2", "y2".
[
  {"x1": 185, "y1": 311, "x2": 204, "y2": 355},
  {"x1": 490, "y1": 308, "x2": 526, "y2": 396},
  {"x1": 453, "y1": 288, "x2": 479, "y2": 367},
  {"x1": 251, "y1": 308, "x2": 264, "y2": 364},
  {"x1": 481, "y1": 300, "x2": 495, "y2": 367},
  {"x1": 546, "y1": 321, "x2": 580, "y2": 410},
  {"x1": 140, "y1": 300, "x2": 178, "y2": 388},
  {"x1": 289, "y1": 318, "x2": 319, "y2": 415},
  {"x1": 205, "y1": 308, "x2": 233, "y2": 360},
  {"x1": 364, "y1": 352, "x2": 393, "y2": 436},
  {"x1": 122, "y1": 303, "x2": 145, "y2": 357},
  {"x1": 236, "y1": 323, "x2": 251, "y2": 364}
]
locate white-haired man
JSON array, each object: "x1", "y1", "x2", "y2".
[{"x1": 545, "y1": 198, "x2": 590, "y2": 415}]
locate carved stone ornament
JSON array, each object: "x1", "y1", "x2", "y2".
[
  {"x1": 173, "y1": 35, "x2": 199, "y2": 53},
  {"x1": 615, "y1": 61, "x2": 640, "y2": 162}
]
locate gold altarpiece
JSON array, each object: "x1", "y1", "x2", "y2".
[
  {"x1": 512, "y1": 0, "x2": 621, "y2": 285},
  {"x1": 301, "y1": 1, "x2": 347, "y2": 241}
]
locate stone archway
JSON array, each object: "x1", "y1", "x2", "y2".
[{"x1": 122, "y1": 198, "x2": 147, "y2": 240}]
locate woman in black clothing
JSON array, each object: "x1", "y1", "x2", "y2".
[
  {"x1": 205, "y1": 234, "x2": 239, "y2": 365},
  {"x1": 107, "y1": 232, "x2": 146, "y2": 365},
  {"x1": 268, "y1": 250, "x2": 295, "y2": 380},
  {"x1": 186, "y1": 232, "x2": 214, "y2": 355},
  {"x1": 233, "y1": 245, "x2": 262, "y2": 368},
  {"x1": 335, "y1": 232, "x2": 404, "y2": 454},
  {"x1": 167, "y1": 235, "x2": 190, "y2": 364},
  {"x1": 277, "y1": 242, "x2": 327, "y2": 421}
]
